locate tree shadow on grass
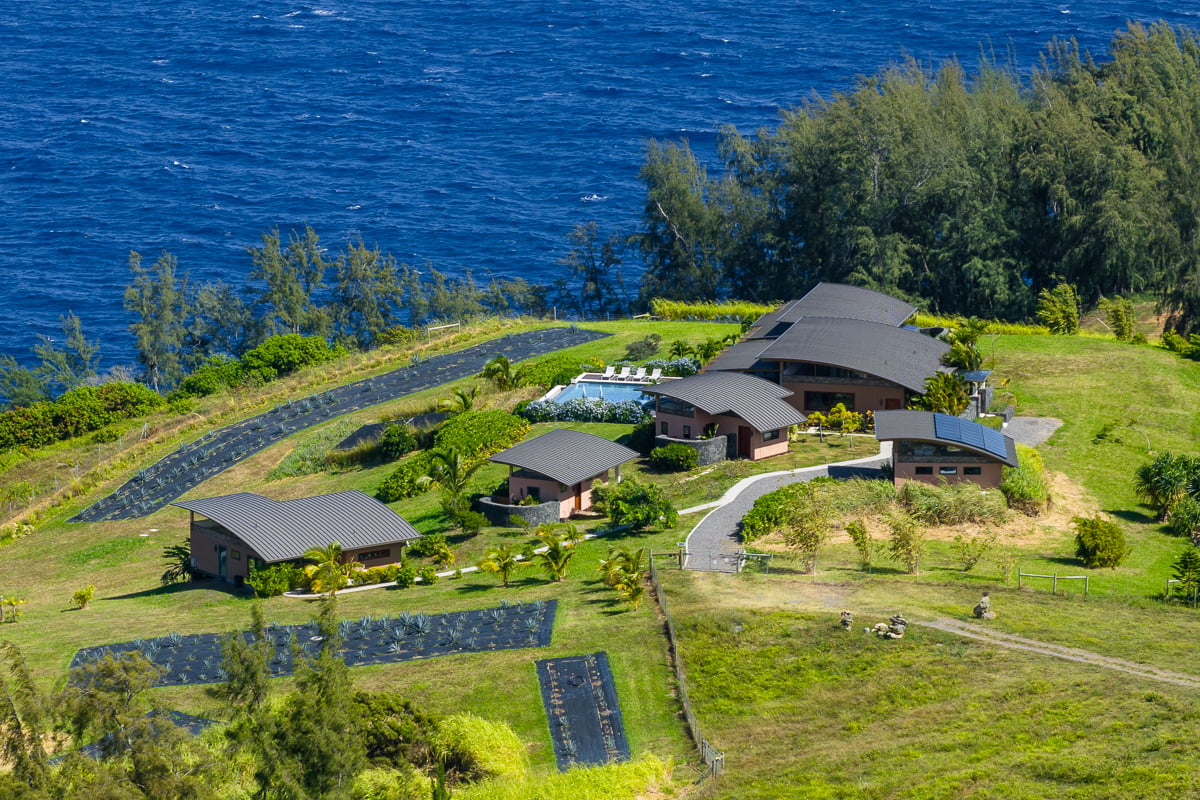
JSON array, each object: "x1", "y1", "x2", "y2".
[
  {"x1": 1109, "y1": 508, "x2": 1158, "y2": 526},
  {"x1": 1039, "y1": 555, "x2": 1088, "y2": 569},
  {"x1": 103, "y1": 580, "x2": 250, "y2": 602}
]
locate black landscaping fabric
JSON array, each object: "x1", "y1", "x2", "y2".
[
  {"x1": 536, "y1": 651, "x2": 630, "y2": 771},
  {"x1": 334, "y1": 422, "x2": 391, "y2": 451},
  {"x1": 71, "y1": 327, "x2": 607, "y2": 522},
  {"x1": 69, "y1": 600, "x2": 556, "y2": 688}
]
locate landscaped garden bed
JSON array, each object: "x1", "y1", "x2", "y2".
[
  {"x1": 69, "y1": 600, "x2": 557, "y2": 687},
  {"x1": 536, "y1": 652, "x2": 630, "y2": 770}
]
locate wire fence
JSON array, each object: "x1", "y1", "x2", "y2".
[{"x1": 648, "y1": 554, "x2": 725, "y2": 779}]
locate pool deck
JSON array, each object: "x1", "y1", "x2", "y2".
[{"x1": 538, "y1": 372, "x2": 680, "y2": 403}]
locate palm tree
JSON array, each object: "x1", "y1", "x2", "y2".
[
  {"x1": 303, "y1": 541, "x2": 354, "y2": 595},
  {"x1": 535, "y1": 529, "x2": 575, "y2": 583},
  {"x1": 439, "y1": 385, "x2": 479, "y2": 415},
  {"x1": 668, "y1": 340, "x2": 694, "y2": 359},
  {"x1": 1134, "y1": 453, "x2": 1191, "y2": 521},
  {"x1": 420, "y1": 447, "x2": 483, "y2": 518},
  {"x1": 597, "y1": 546, "x2": 645, "y2": 587},
  {"x1": 481, "y1": 355, "x2": 517, "y2": 390},
  {"x1": 478, "y1": 544, "x2": 522, "y2": 588},
  {"x1": 160, "y1": 541, "x2": 194, "y2": 585}
]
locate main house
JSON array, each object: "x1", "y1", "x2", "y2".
[
  {"x1": 874, "y1": 410, "x2": 1018, "y2": 489},
  {"x1": 174, "y1": 490, "x2": 422, "y2": 585},
  {"x1": 487, "y1": 428, "x2": 640, "y2": 520},
  {"x1": 640, "y1": 371, "x2": 808, "y2": 461},
  {"x1": 707, "y1": 283, "x2": 949, "y2": 414}
]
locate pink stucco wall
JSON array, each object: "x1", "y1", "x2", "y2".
[
  {"x1": 508, "y1": 472, "x2": 606, "y2": 519},
  {"x1": 655, "y1": 407, "x2": 789, "y2": 461},
  {"x1": 781, "y1": 380, "x2": 906, "y2": 413}
]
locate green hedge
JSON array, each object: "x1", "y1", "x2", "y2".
[{"x1": 376, "y1": 452, "x2": 436, "y2": 502}]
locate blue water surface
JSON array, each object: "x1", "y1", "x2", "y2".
[{"x1": 1, "y1": 1, "x2": 1196, "y2": 365}]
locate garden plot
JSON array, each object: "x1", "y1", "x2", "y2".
[
  {"x1": 71, "y1": 326, "x2": 607, "y2": 522},
  {"x1": 536, "y1": 652, "x2": 630, "y2": 771},
  {"x1": 69, "y1": 600, "x2": 557, "y2": 687}
]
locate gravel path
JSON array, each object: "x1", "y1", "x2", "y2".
[
  {"x1": 683, "y1": 442, "x2": 891, "y2": 572},
  {"x1": 1004, "y1": 416, "x2": 1063, "y2": 447},
  {"x1": 71, "y1": 326, "x2": 608, "y2": 523},
  {"x1": 920, "y1": 619, "x2": 1200, "y2": 689}
]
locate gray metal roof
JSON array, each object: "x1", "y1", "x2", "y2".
[
  {"x1": 784, "y1": 283, "x2": 917, "y2": 326},
  {"x1": 640, "y1": 371, "x2": 807, "y2": 432},
  {"x1": 747, "y1": 284, "x2": 916, "y2": 340},
  {"x1": 704, "y1": 339, "x2": 772, "y2": 372},
  {"x1": 753, "y1": 316, "x2": 948, "y2": 392},
  {"x1": 488, "y1": 428, "x2": 639, "y2": 486},
  {"x1": 173, "y1": 490, "x2": 422, "y2": 563},
  {"x1": 874, "y1": 410, "x2": 1018, "y2": 467}
]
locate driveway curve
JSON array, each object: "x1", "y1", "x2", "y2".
[{"x1": 683, "y1": 442, "x2": 891, "y2": 572}]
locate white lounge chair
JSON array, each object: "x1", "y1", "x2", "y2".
[
  {"x1": 648, "y1": 368, "x2": 662, "y2": 381},
  {"x1": 616, "y1": 366, "x2": 632, "y2": 381},
  {"x1": 632, "y1": 367, "x2": 647, "y2": 381},
  {"x1": 601, "y1": 365, "x2": 616, "y2": 379}
]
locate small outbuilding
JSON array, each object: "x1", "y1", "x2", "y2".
[
  {"x1": 173, "y1": 490, "x2": 422, "y2": 584},
  {"x1": 874, "y1": 410, "x2": 1018, "y2": 489},
  {"x1": 487, "y1": 428, "x2": 639, "y2": 520},
  {"x1": 640, "y1": 371, "x2": 807, "y2": 461}
]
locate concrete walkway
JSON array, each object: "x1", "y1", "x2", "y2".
[{"x1": 683, "y1": 442, "x2": 892, "y2": 572}]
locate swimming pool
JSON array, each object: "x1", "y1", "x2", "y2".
[{"x1": 543, "y1": 380, "x2": 652, "y2": 404}]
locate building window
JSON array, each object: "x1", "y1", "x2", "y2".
[
  {"x1": 762, "y1": 428, "x2": 781, "y2": 442},
  {"x1": 357, "y1": 548, "x2": 392, "y2": 562},
  {"x1": 803, "y1": 391, "x2": 855, "y2": 412},
  {"x1": 231, "y1": 550, "x2": 241, "y2": 560},
  {"x1": 939, "y1": 466, "x2": 958, "y2": 475},
  {"x1": 964, "y1": 466, "x2": 982, "y2": 476},
  {"x1": 661, "y1": 421, "x2": 669, "y2": 436},
  {"x1": 682, "y1": 425, "x2": 692, "y2": 439},
  {"x1": 915, "y1": 466, "x2": 933, "y2": 475}
]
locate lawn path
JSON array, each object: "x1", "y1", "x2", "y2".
[
  {"x1": 71, "y1": 327, "x2": 607, "y2": 522},
  {"x1": 920, "y1": 618, "x2": 1200, "y2": 689},
  {"x1": 682, "y1": 442, "x2": 891, "y2": 572}
]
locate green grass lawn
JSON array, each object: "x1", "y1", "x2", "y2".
[{"x1": 662, "y1": 569, "x2": 1200, "y2": 800}]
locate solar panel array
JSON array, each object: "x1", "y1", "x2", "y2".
[{"x1": 933, "y1": 414, "x2": 1009, "y2": 460}]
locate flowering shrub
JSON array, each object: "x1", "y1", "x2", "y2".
[
  {"x1": 518, "y1": 398, "x2": 649, "y2": 425},
  {"x1": 641, "y1": 357, "x2": 700, "y2": 377}
]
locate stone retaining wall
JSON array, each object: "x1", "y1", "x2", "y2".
[
  {"x1": 477, "y1": 496, "x2": 560, "y2": 527},
  {"x1": 654, "y1": 434, "x2": 728, "y2": 466}
]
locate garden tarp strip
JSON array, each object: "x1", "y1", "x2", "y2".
[
  {"x1": 71, "y1": 327, "x2": 607, "y2": 522},
  {"x1": 536, "y1": 651, "x2": 630, "y2": 771}
]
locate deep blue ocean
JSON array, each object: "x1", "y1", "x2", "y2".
[{"x1": 1, "y1": 1, "x2": 1196, "y2": 367}]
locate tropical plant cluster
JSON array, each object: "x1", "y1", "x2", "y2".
[
  {"x1": 0, "y1": 382, "x2": 164, "y2": 453},
  {"x1": 634, "y1": 23, "x2": 1200, "y2": 330},
  {"x1": 591, "y1": 479, "x2": 678, "y2": 530}
]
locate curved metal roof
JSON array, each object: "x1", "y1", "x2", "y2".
[
  {"x1": 488, "y1": 428, "x2": 638, "y2": 486},
  {"x1": 755, "y1": 316, "x2": 948, "y2": 392},
  {"x1": 173, "y1": 490, "x2": 421, "y2": 563},
  {"x1": 640, "y1": 371, "x2": 806, "y2": 432},
  {"x1": 748, "y1": 283, "x2": 917, "y2": 338},
  {"x1": 874, "y1": 410, "x2": 1018, "y2": 467}
]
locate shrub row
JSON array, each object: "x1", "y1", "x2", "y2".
[
  {"x1": 648, "y1": 443, "x2": 699, "y2": 472},
  {"x1": 517, "y1": 398, "x2": 650, "y2": 425},
  {"x1": 1001, "y1": 444, "x2": 1051, "y2": 514},
  {"x1": 649, "y1": 298, "x2": 775, "y2": 323},
  {"x1": 0, "y1": 382, "x2": 165, "y2": 452}
]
